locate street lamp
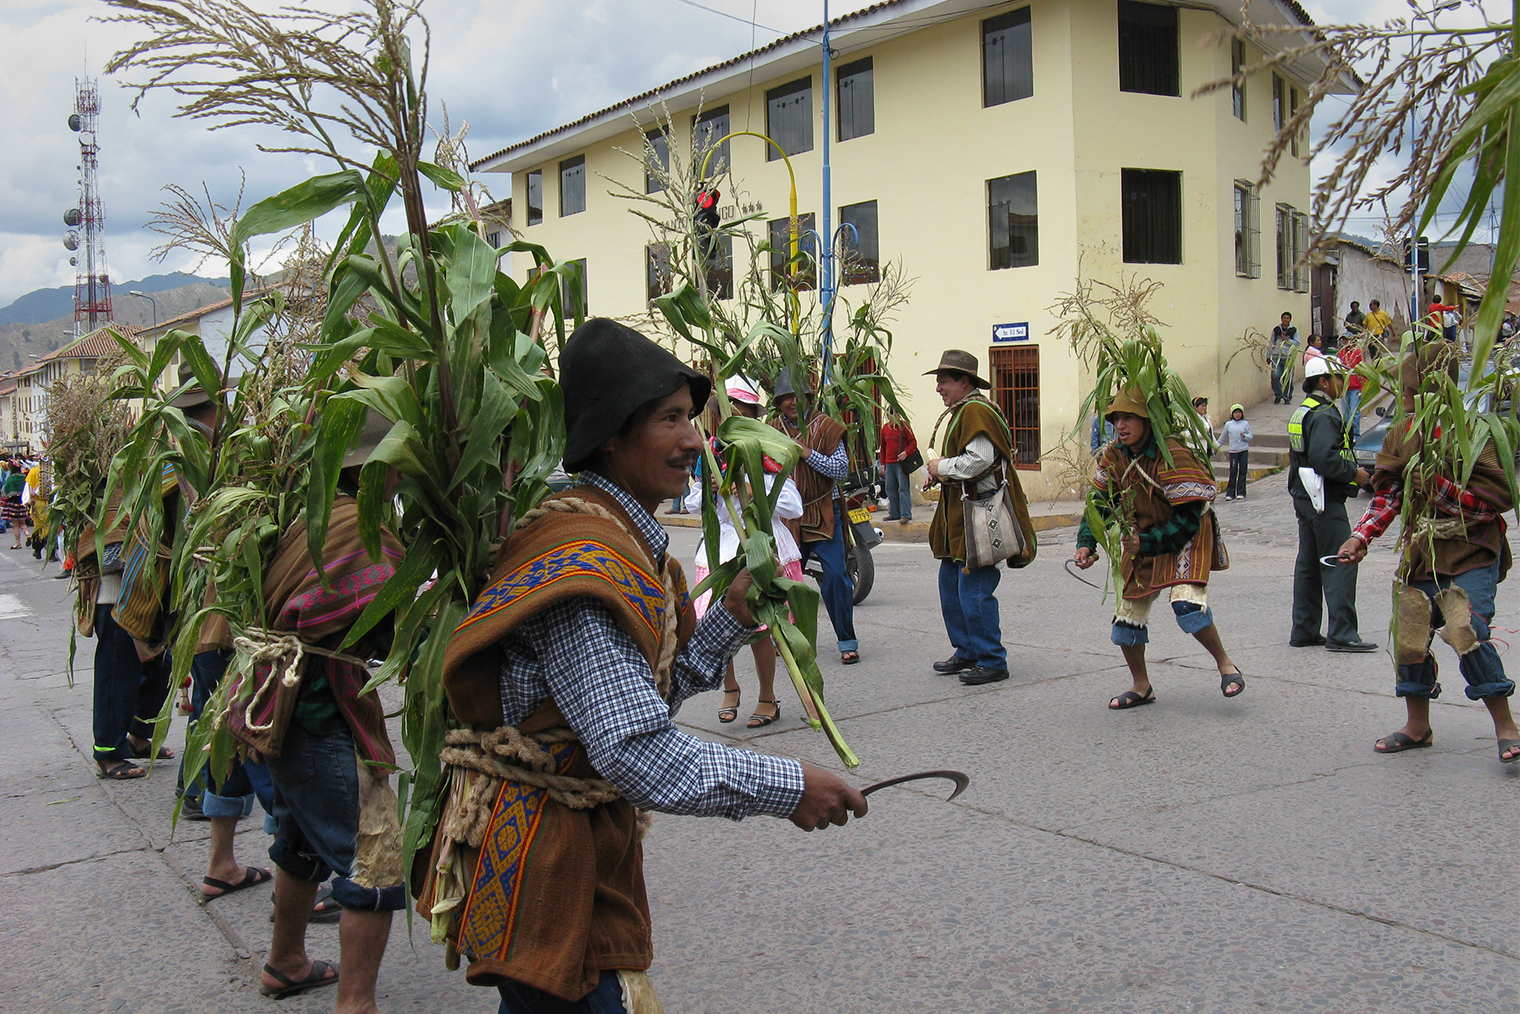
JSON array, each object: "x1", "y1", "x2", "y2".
[
  {"x1": 128, "y1": 289, "x2": 157, "y2": 329},
  {"x1": 1409, "y1": 1, "x2": 1461, "y2": 326}
]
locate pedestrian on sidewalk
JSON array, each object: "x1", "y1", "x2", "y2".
[
  {"x1": 427, "y1": 319, "x2": 865, "y2": 1011},
  {"x1": 1339, "y1": 340, "x2": 1367, "y2": 442},
  {"x1": 1073, "y1": 385, "x2": 1243, "y2": 708},
  {"x1": 880, "y1": 413, "x2": 918, "y2": 523},
  {"x1": 1363, "y1": 299, "x2": 1393, "y2": 355},
  {"x1": 1221, "y1": 404, "x2": 1253, "y2": 501},
  {"x1": 227, "y1": 411, "x2": 406, "y2": 1005},
  {"x1": 1269, "y1": 313, "x2": 1299, "y2": 404},
  {"x1": 925, "y1": 350, "x2": 1031, "y2": 687},
  {"x1": 1338, "y1": 344, "x2": 1520, "y2": 764},
  {"x1": 1287, "y1": 356, "x2": 1377, "y2": 652},
  {"x1": 1344, "y1": 300, "x2": 1365, "y2": 335},
  {"x1": 2, "y1": 459, "x2": 30, "y2": 549},
  {"x1": 687, "y1": 376, "x2": 806, "y2": 728}
]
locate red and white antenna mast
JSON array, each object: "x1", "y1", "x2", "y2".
[{"x1": 64, "y1": 76, "x2": 113, "y2": 335}]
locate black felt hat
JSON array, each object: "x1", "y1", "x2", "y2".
[{"x1": 562, "y1": 318, "x2": 710, "y2": 473}]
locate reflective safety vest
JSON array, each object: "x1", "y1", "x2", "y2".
[{"x1": 1288, "y1": 392, "x2": 1356, "y2": 470}]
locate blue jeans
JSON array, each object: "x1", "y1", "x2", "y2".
[
  {"x1": 882, "y1": 462, "x2": 913, "y2": 520},
  {"x1": 91, "y1": 605, "x2": 173, "y2": 763},
  {"x1": 497, "y1": 971, "x2": 627, "y2": 1014},
  {"x1": 182, "y1": 649, "x2": 261, "y2": 818},
  {"x1": 1396, "y1": 560, "x2": 1515, "y2": 701},
  {"x1": 800, "y1": 500, "x2": 857, "y2": 652},
  {"x1": 938, "y1": 557, "x2": 1006, "y2": 669},
  {"x1": 266, "y1": 723, "x2": 405, "y2": 912},
  {"x1": 1270, "y1": 358, "x2": 1290, "y2": 401},
  {"x1": 1343, "y1": 387, "x2": 1363, "y2": 442}
]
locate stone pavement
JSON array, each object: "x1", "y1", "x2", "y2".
[{"x1": 3, "y1": 466, "x2": 1518, "y2": 1012}]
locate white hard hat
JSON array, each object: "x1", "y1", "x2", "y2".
[{"x1": 1304, "y1": 355, "x2": 1345, "y2": 380}]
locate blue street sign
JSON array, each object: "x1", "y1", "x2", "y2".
[{"x1": 992, "y1": 322, "x2": 1029, "y2": 342}]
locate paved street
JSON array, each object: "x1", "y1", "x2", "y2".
[{"x1": 2, "y1": 466, "x2": 1518, "y2": 1013}]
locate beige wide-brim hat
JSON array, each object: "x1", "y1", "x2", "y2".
[
  {"x1": 923, "y1": 349, "x2": 990, "y2": 389},
  {"x1": 1104, "y1": 384, "x2": 1150, "y2": 422}
]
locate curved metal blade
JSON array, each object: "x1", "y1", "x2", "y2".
[{"x1": 860, "y1": 769, "x2": 970, "y2": 802}]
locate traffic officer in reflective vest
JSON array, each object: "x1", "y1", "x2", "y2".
[{"x1": 1287, "y1": 355, "x2": 1377, "y2": 652}]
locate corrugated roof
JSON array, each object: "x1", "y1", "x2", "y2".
[{"x1": 470, "y1": 0, "x2": 1320, "y2": 172}]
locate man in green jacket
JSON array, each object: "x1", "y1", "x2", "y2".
[{"x1": 1288, "y1": 355, "x2": 1376, "y2": 652}]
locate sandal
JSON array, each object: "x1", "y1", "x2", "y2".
[
  {"x1": 259, "y1": 959, "x2": 339, "y2": 999},
  {"x1": 1498, "y1": 738, "x2": 1520, "y2": 764},
  {"x1": 1374, "y1": 730, "x2": 1433, "y2": 753},
  {"x1": 128, "y1": 737, "x2": 175, "y2": 760},
  {"x1": 270, "y1": 884, "x2": 342, "y2": 923},
  {"x1": 840, "y1": 650, "x2": 860, "y2": 665},
  {"x1": 717, "y1": 689, "x2": 741, "y2": 724},
  {"x1": 1220, "y1": 669, "x2": 1245, "y2": 698},
  {"x1": 96, "y1": 758, "x2": 146, "y2": 780},
  {"x1": 202, "y1": 866, "x2": 272, "y2": 898},
  {"x1": 1108, "y1": 689, "x2": 1155, "y2": 710},
  {"x1": 747, "y1": 699, "x2": 781, "y2": 728}
]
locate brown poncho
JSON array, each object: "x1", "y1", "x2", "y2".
[
  {"x1": 771, "y1": 412, "x2": 848, "y2": 542},
  {"x1": 1094, "y1": 437, "x2": 1218, "y2": 600}
]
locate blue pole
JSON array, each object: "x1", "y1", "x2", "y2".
[{"x1": 821, "y1": 0, "x2": 834, "y2": 378}]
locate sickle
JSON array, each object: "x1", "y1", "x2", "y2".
[
  {"x1": 1064, "y1": 559, "x2": 1102, "y2": 589},
  {"x1": 860, "y1": 769, "x2": 970, "y2": 802}
]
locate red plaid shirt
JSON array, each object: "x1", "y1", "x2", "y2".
[{"x1": 1353, "y1": 473, "x2": 1502, "y2": 544}]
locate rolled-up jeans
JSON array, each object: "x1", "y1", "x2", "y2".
[
  {"x1": 1396, "y1": 559, "x2": 1515, "y2": 701},
  {"x1": 183, "y1": 649, "x2": 258, "y2": 818}
]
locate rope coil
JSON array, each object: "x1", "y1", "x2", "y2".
[{"x1": 231, "y1": 627, "x2": 371, "y2": 734}]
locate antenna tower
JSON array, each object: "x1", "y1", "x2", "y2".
[{"x1": 64, "y1": 77, "x2": 113, "y2": 334}]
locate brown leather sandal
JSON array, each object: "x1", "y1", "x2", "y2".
[{"x1": 747, "y1": 699, "x2": 780, "y2": 728}]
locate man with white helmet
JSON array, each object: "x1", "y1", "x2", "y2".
[{"x1": 1287, "y1": 355, "x2": 1376, "y2": 652}]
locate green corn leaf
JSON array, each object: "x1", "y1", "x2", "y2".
[
  {"x1": 417, "y1": 160, "x2": 465, "y2": 192},
  {"x1": 232, "y1": 170, "x2": 366, "y2": 250}
]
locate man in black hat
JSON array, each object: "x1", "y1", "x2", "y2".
[
  {"x1": 770, "y1": 368, "x2": 860, "y2": 664},
  {"x1": 435, "y1": 319, "x2": 866, "y2": 1011}
]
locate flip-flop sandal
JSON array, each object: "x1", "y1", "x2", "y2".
[
  {"x1": 259, "y1": 960, "x2": 339, "y2": 999},
  {"x1": 717, "y1": 690, "x2": 741, "y2": 724},
  {"x1": 270, "y1": 884, "x2": 342, "y2": 923},
  {"x1": 1498, "y1": 738, "x2": 1520, "y2": 764},
  {"x1": 1374, "y1": 730, "x2": 1433, "y2": 753},
  {"x1": 1220, "y1": 670, "x2": 1246, "y2": 698},
  {"x1": 96, "y1": 759, "x2": 146, "y2": 780},
  {"x1": 203, "y1": 866, "x2": 273, "y2": 898},
  {"x1": 1109, "y1": 689, "x2": 1155, "y2": 710},
  {"x1": 129, "y1": 741, "x2": 175, "y2": 760},
  {"x1": 840, "y1": 650, "x2": 860, "y2": 665}
]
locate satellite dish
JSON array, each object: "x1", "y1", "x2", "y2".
[
  {"x1": 69, "y1": 257, "x2": 77, "y2": 266},
  {"x1": 64, "y1": 209, "x2": 81, "y2": 227},
  {"x1": 68, "y1": 113, "x2": 81, "y2": 131},
  {"x1": 63, "y1": 232, "x2": 79, "y2": 251},
  {"x1": 79, "y1": 131, "x2": 95, "y2": 146}
]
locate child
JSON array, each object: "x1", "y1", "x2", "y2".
[{"x1": 1220, "y1": 404, "x2": 1253, "y2": 501}]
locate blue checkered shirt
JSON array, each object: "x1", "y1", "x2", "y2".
[{"x1": 495, "y1": 471, "x2": 805, "y2": 820}]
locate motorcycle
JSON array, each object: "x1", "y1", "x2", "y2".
[{"x1": 803, "y1": 469, "x2": 882, "y2": 604}]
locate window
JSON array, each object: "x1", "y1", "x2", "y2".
[
  {"x1": 1121, "y1": 169, "x2": 1182, "y2": 264},
  {"x1": 526, "y1": 169, "x2": 542, "y2": 226},
  {"x1": 646, "y1": 243, "x2": 673, "y2": 303},
  {"x1": 982, "y1": 8, "x2": 1033, "y2": 107},
  {"x1": 1231, "y1": 38, "x2": 1246, "y2": 121},
  {"x1": 706, "y1": 235, "x2": 734, "y2": 301},
  {"x1": 990, "y1": 345, "x2": 1040, "y2": 469},
  {"x1": 837, "y1": 58, "x2": 874, "y2": 142},
  {"x1": 1276, "y1": 203, "x2": 1310, "y2": 291},
  {"x1": 988, "y1": 171, "x2": 1039, "y2": 270},
  {"x1": 559, "y1": 155, "x2": 585, "y2": 217},
  {"x1": 766, "y1": 78, "x2": 813, "y2": 159},
  {"x1": 1272, "y1": 74, "x2": 1285, "y2": 132},
  {"x1": 1233, "y1": 180, "x2": 1260, "y2": 278},
  {"x1": 558, "y1": 258, "x2": 587, "y2": 315},
  {"x1": 693, "y1": 105, "x2": 730, "y2": 175},
  {"x1": 1290, "y1": 86, "x2": 1300, "y2": 157},
  {"x1": 1118, "y1": 1, "x2": 1178, "y2": 97},
  {"x1": 769, "y1": 214, "x2": 818, "y2": 290},
  {"x1": 645, "y1": 129, "x2": 669, "y2": 194},
  {"x1": 838, "y1": 200, "x2": 880, "y2": 285}
]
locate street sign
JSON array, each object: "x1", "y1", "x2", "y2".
[{"x1": 992, "y1": 322, "x2": 1029, "y2": 342}]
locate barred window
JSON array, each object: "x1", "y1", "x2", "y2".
[
  {"x1": 991, "y1": 345, "x2": 1040, "y2": 469},
  {"x1": 1234, "y1": 180, "x2": 1260, "y2": 278}
]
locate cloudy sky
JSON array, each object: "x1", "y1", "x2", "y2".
[{"x1": 0, "y1": 0, "x2": 1494, "y2": 308}]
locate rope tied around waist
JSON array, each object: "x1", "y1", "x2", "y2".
[
  {"x1": 231, "y1": 627, "x2": 371, "y2": 734},
  {"x1": 437, "y1": 727, "x2": 623, "y2": 848}
]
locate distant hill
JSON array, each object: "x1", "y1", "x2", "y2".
[{"x1": 0, "y1": 272, "x2": 231, "y2": 327}]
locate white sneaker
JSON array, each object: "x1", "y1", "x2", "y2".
[{"x1": 1224, "y1": 495, "x2": 1234, "y2": 501}]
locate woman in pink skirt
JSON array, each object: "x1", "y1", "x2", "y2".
[{"x1": 688, "y1": 377, "x2": 804, "y2": 728}]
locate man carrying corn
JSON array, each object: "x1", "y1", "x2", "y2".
[
  {"x1": 429, "y1": 319, "x2": 865, "y2": 1013},
  {"x1": 1287, "y1": 356, "x2": 1377, "y2": 653},
  {"x1": 1338, "y1": 347, "x2": 1520, "y2": 764}
]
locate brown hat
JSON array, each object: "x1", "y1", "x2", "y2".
[
  {"x1": 341, "y1": 409, "x2": 394, "y2": 469},
  {"x1": 169, "y1": 365, "x2": 216, "y2": 411},
  {"x1": 923, "y1": 349, "x2": 990, "y2": 389},
  {"x1": 1398, "y1": 342, "x2": 1459, "y2": 400},
  {"x1": 1105, "y1": 384, "x2": 1150, "y2": 422}
]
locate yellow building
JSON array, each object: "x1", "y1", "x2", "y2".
[{"x1": 473, "y1": 0, "x2": 1347, "y2": 497}]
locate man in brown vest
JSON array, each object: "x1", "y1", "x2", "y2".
[
  {"x1": 770, "y1": 368, "x2": 860, "y2": 664},
  {"x1": 925, "y1": 351, "x2": 1014, "y2": 685},
  {"x1": 434, "y1": 320, "x2": 865, "y2": 1012}
]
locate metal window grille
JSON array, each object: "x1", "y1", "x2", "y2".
[
  {"x1": 990, "y1": 345, "x2": 1041, "y2": 470},
  {"x1": 1234, "y1": 180, "x2": 1260, "y2": 278}
]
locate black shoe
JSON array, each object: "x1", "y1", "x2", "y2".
[
  {"x1": 959, "y1": 666, "x2": 1010, "y2": 685},
  {"x1": 179, "y1": 794, "x2": 211, "y2": 821},
  {"x1": 1289, "y1": 634, "x2": 1327, "y2": 647},
  {"x1": 1327, "y1": 639, "x2": 1379, "y2": 653},
  {"x1": 933, "y1": 655, "x2": 977, "y2": 674}
]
